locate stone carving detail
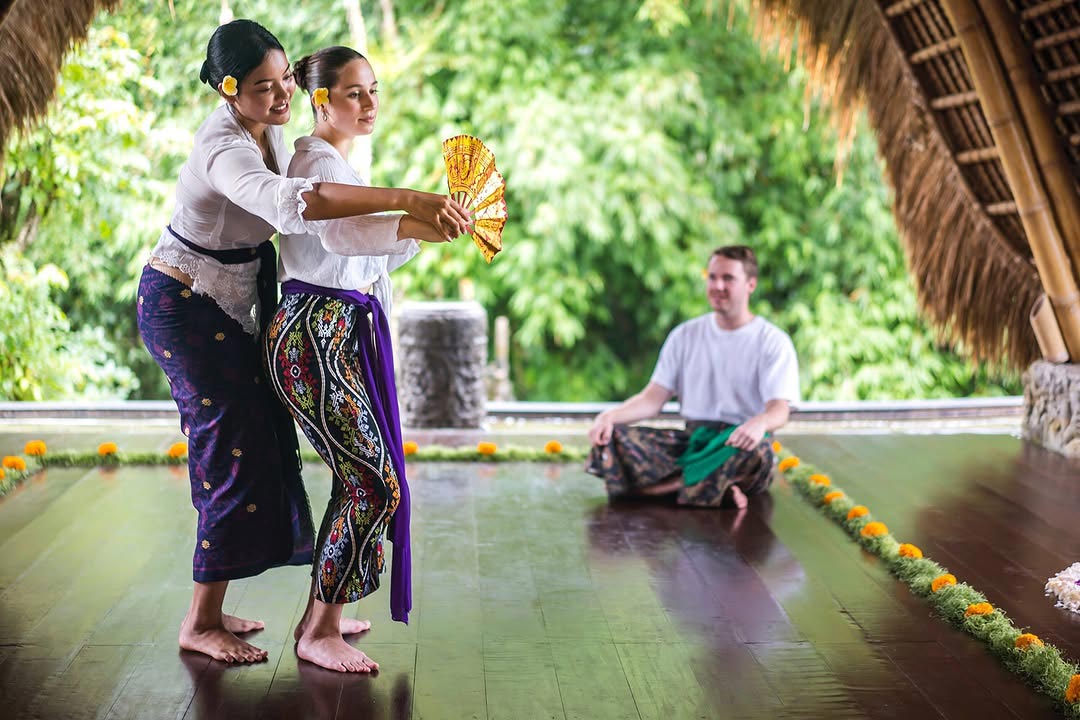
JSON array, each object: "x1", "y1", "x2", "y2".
[
  {"x1": 398, "y1": 301, "x2": 487, "y2": 428},
  {"x1": 1023, "y1": 360, "x2": 1080, "y2": 457}
]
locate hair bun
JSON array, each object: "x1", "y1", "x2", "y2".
[
  {"x1": 199, "y1": 60, "x2": 211, "y2": 85},
  {"x1": 292, "y1": 55, "x2": 311, "y2": 90}
]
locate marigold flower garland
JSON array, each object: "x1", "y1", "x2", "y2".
[{"x1": 777, "y1": 451, "x2": 1080, "y2": 716}]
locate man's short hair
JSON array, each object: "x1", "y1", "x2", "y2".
[{"x1": 710, "y1": 245, "x2": 758, "y2": 279}]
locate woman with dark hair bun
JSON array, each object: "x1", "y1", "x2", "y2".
[
  {"x1": 136, "y1": 20, "x2": 470, "y2": 665},
  {"x1": 264, "y1": 45, "x2": 458, "y2": 672}
]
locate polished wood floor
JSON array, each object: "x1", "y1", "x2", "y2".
[{"x1": 0, "y1": 429, "x2": 1078, "y2": 719}]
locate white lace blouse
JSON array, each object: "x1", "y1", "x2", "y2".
[
  {"x1": 279, "y1": 135, "x2": 420, "y2": 315},
  {"x1": 148, "y1": 104, "x2": 319, "y2": 335}
]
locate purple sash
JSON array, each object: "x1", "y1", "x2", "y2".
[{"x1": 281, "y1": 279, "x2": 412, "y2": 624}]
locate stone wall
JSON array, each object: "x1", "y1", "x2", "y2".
[{"x1": 1023, "y1": 360, "x2": 1080, "y2": 457}]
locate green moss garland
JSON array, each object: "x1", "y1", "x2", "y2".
[{"x1": 780, "y1": 452, "x2": 1080, "y2": 717}]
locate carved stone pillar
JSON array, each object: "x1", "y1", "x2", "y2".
[
  {"x1": 398, "y1": 301, "x2": 487, "y2": 428},
  {"x1": 1023, "y1": 360, "x2": 1080, "y2": 456}
]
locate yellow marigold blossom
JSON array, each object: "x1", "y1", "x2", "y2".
[
  {"x1": 931, "y1": 574, "x2": 957, "y2": 593},
  {"x1": 1066, "y1": 674, "x2": 1080, "y2": 704},
  {"x1": 403, "y1": 441, "x2": 419, "y2": 456},
  {"x1": 771, "y1": 441, "x2": 782, "y2": 454},
  {"x1": 860, "y1": 521, "x2": 888, "y2": 538},
  {"x1": 98, "y1": 442, "x2": 119, "y2": 456},
  {"x1": 477, "y1": 441, "x2": 497, "y2": 456},
  {"x1": 221, "y1": 75, "x2": 238, "y2": 96},
  {"x1": 809, "y1": 473, "x2": 831, "y2": 486},
  {"x1": 823, "y1": 491, "x2": 844, "y2": 504},
  {"x1": 898, "y1": 543, "x2": 923, "y2": 559},
  {"x1": 0, "y1": 468, "x2": 5, "y2": 480},
  {"x1": 778, "y1": 456, "x2": 800, "y2": 472},
  {"x1": 24, "y1": 440, "x2": 47, "y2": 456},
  {"x1": 544, "y1": 440, "x2": 563, "y2": 454},
  {"x1": 167, "y1": 442, "x2": 188, "y2": 458},
  {"x1": 847, "y1": 506, "x2": 869, "y2": 520},
  {"x1": 964, "y1": 602, "x2": 993, "y2": 618},
  {"x1": 312, "y1": 87, "x2": 330, "y2": 106},
  {"x1": 1015, "y1": 633, "x2": 1044, "y2": 650},
  {"x1": 2, "y1": 456, "x2": 27, "y2": 471}
]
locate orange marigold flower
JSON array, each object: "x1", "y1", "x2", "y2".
[
  {"x1": 24, "y1": 440, "x2": 47, "y2": 456},
  {"x1": 2, "y1": 456, "x2": 27, "y2": 471},
  {"x1": 931, "y1": 574, "x2": 957, "y2": 593},
  {"x1": 823, "y1": 491, "x2": 844, "y2": 504},
  {"x1": 403, "y1": 441, "x2": 419, "y2": 456},
  {"x1": 847, "y1": 506, "x2": 869, "y2": 520},
  {"x1": 808, "y1": 473, "x2": 831, "y2": 486},
  {"x1": 964, "y1": 602, "x2": 993, "y2": 618},
  {"x1": 167, "y1": 442, "x2": 188, "y2": 458},
  {"x1": 1065, "y1": 674, "x2": 1080, "y2": 704},
  {"x1": 1014, "y1": 633, "x2": 1044, "y2": 650},
  {"x1": 771, "y1": 441, "x2": 782, "y2": 454},
  {"x1": 477, "y1": 441, "x2": 497, "y2": 456},
  {"x1": 544, "y1": 440, "x2": 563, "y2": 454},
  {"x1": 97, "y1": 442, "x2": 119, "y2": 456},
  {"x1": 0, "y1": 468, "x2": 5, "y2": 480},
  {"x1": 778, "y1": 456, "x2": 800, "y2": 472},
  {"x1": 898, "y1": 544, "x2": 923, "y2": 559},
  {"x1": 860, "y1": 521, "x2": 888, "y2": 538}
]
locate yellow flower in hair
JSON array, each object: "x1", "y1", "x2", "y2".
[
  {"x1": 312, "y1": 87, "x2": 329, "y2": 107},
  {"x1": 221, "y1": 75, "x2": 238, "y2": 96}
]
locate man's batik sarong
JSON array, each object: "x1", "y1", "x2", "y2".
[
  {"x1": 265, "y1": 292, "x2": 404, "y2": 607},
  {"x1": 585, "y1": 421, "x2": 774, "y2": 507},
  {"x1": 136, "y1": 266, "x2": 314, "y2": 581}
]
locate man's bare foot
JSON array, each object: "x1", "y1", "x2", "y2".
[
  {"x1": 723, "y1": 484, "x2": 749, "y2": 509},
  {"x1": 297, "y1": 634, "x2": 379, "y2": 673},
  {"x1": 294, "y1": 616, "x2": 372, "y2": 641},
  {"x1": 179, "y1": 618, "x2": 268, "y2": 663},
  {"x1": 222, "y1": 613, "x2": 265, "y2": 634}
]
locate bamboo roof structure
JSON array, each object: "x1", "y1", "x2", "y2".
[
  {"x1": 750, "y1": 0, "x2": 1080, "y2": 369},
  {"x1": 0, "y1": 0, "x2": 118, "y2": 150}
]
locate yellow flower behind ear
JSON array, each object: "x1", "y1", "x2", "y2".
[
  {"x1": 24, "y1": 440, "x2": 47, "y2": 456},
  {"x1": 98, "y1": 442, "x2": 119, "y2": 457},
  {"x1": 221, "y1": 75, "x2": 238, "y2": 96},
  {"x1": 312, "y1": 87, "x2": 329, "y2": 107}
]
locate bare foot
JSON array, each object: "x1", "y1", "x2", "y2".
[
  {"x1": 723, "y1": 484, "x2": 748, "y2": 510},
  {"x1": 297, "y1": 634, "x2": 379, "y2": 673},
  {"x1": 223, "y1": 613, "x2": 265, "y2": 634},
  {"x1": 294, "y1": 616, "x2": 372, "y2": 642},
  {"x1": 179, "y1": 619, "x2": 268, "y2": 663}
]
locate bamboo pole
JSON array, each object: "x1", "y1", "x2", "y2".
[
  {"x1": 978, "y1": 0, "x2": 1080, "y2": 286},
  {"x1": 942, "y1": 0, "x2": 1080, "y2": 360}
]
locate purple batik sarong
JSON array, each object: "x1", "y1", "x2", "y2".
[{"x1": 136, "y1": 264, "x2": 314, "y2": 582}]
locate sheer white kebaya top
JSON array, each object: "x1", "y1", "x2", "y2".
[
  {"x1": 280, "y1": 135, "x2": 420, "y2": 314},
  {"x1": 148, "y1": 104, "x2": 320, "y2": 334}
]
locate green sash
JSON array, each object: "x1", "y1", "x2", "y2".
[{"x1": 677, "y1": 425, "x2": 767, "y2": 486}]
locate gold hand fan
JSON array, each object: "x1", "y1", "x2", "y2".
[{"x1": 443, "y1": 135, "x2": 507, "y2": 263}]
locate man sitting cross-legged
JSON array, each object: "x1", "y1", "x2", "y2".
[{"x1": 586, "y1": 245, "x2": 799, "y2": 508}]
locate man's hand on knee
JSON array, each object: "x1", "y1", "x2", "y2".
[
  {"x1": 588, "y1": 413, "x2": 616, "y2": 446},
  {"x1": 727, "y1": 417, "x2": 767, "y2": 450}
]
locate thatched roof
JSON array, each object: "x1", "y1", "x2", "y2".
[
  {"x1": 750, "y1": 0, "x2": 1080, "y2": 370},
  {"x1": 0, "y1": 0, "x2": 119, "y2": 150}
]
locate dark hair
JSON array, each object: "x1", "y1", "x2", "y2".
[
  {"x1": 199, "y1": 19, "x2": 285, "y2": 89},
  {"x1": 292, "y1": 46, "x2": 368, "y2": 115},
  {"x1": 710, "y1": 245, "x2": 759, "y2": 279}
]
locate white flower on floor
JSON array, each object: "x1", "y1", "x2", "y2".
[{"x1": 1045, "y1": 562, "x2": 1080, "y2": 614}]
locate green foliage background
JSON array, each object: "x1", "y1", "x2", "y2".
[{"x1": 0, "y1": 0, "x2": 1020, "y2": 401}]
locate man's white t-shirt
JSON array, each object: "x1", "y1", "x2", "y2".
[{"x1": 650, "y1": 314, "x2": 800, "y2": 425}]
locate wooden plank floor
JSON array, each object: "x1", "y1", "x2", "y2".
[{"x1": 0, "y1": 430, "x2": 1077, "y2": 719}]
